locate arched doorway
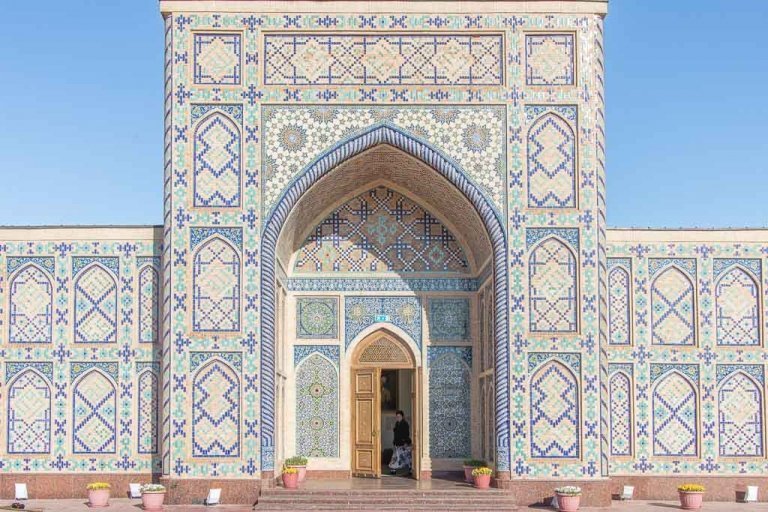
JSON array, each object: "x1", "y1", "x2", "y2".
[
  {"x1": 350, "y1": 329, "x2": 420, "y2": 479},
  {"x1": 261, "y1": 125, "x2": 509, "y2": 479}
]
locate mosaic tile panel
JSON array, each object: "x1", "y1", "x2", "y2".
[
  {"x1": 715, "y1": 266, "x2": 760, "y2": 346},
  {"x1": 652, "y1": 371, "x2": 697, "y2": 457},
  {"x1": 529, "y1": 237, "x2": 578, "y2": 333},
  {"x1": 428, "y1": 298, "x2": 470, "y2": 341},
  {"x1": 609, "y1": 371, "x2": 632, "y2": 457},
  {"x1": 295, "y1": 352, "x2": 339, "y2": 457},
  {"x1": 193, "y1": 33, "x2": 241, "y2": 85},
  {"x1": 651, "y1": 266, "x2": 695, "y2": 346},
  {"x1": 193, "y1": 106, "x2": 242, "y2": 208},
  {"x1": 138, "y1": 265, "x2": 159, "y2": 343},
  {"x1": 192, "y1": 359, "x2": 240, "y2": 458},
  {"x1": 296, "y1": 297, "x2": 338, "y2": 339},
  {"x1": 344, "y1": 296, "x2": 422, "y2": 349},
  {"x1": 529, "y1": 360, "x2": 580, "y2": 458},
  {"x1": 192, "y1": 237, "x2": 241, "y2": 332},
  {"x1": 295, "y1": 186, "x2": 469, "y2": 274},
  {"x1": 526, "y1": 108, "x2": 576, "y2": 208},
  {"x1": 718, "y1": 371, "x2": 763, "y2": 457},
  {"x1": 264, "y1": 34, "x2": 503, "y2": 86},
  {"x1": 428, "y1": 347, "x2": 471, "y2": 459},
  {"x1": 608, "y1": 264, "x2": 631, "y2": 345},
  {"x1": 9, "y1": 264, "x2": 53, "y2": 343},
  {"x1": 7, "y1": 370, "x2": 51, "y2": 454},
  {"x1": 74, "y1": 264, "x2": 118, "y2": 343},
  {"x1": 137, "y1": 370, "x2": 159, "y2": 454},
  {"x1": 72, "y1": 370, "x2": 117, "y2": 454},
  {"x1": 262, "y1": 106, "x2": 506, "y2": 213},
  {"x1": 525, "y1": 33, "x2": 576, "y2": 86}
]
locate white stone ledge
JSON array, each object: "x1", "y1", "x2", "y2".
[
  {"x1": 607, "y1": 228, "x2": 768, "y2": 243},
  {"x1": 159, "y1": 1, "x2": 608, "y2": 16},
  {"x1": 0, "y1": 225, "x2": 163, "y2": 241}
]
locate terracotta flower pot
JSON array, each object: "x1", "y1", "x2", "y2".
[
  {"x1": 141, "y1": 491, "x2": 166, "y2": 511},
  {"x1": 473, "y1": 474, "x2": 491, "y2": 489},
  {"x1": 282, "y1": 472, "x2": 300, "y2": 489},
  {"x1": 557, "y1": 494, "x2": 581, "y2": 512},
  {"x1": 463, "y1": 466, "x2": 474, "y2": 483},
  {"x1": 288, "y1": 464, "x2": 307, "y2": 482},
  {"x1": 678, "y1": 491, "x2": 704, "y2": 510},
  {"x1": 88, "y1": 489, "x2": 111, "y2": 508}
]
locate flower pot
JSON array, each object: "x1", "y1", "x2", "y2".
[
  {"x1": 141, "y1": 491, "x2": 166, "y2": 511},
  {"x1": 473, "y1": 474, "x2": 491, "y2": 489},
  {"x1": 282, "y1": 472, "x2": 300, "y2": 489},
  {"x1": 678, "y1": 491, "x2": 704, "y2": 510},
  {"x1": 287, "y1": 464, "x2": 307, "y2": 482},
  {"x1": 463, "y1": 466, "x2": 474, "y2": 483},
  {"x1": 556, "y1": 494, "x2": 581, "y2": 512},
  {"x1": 88, "y1": 489, "x2": 111, "y2": 508}
]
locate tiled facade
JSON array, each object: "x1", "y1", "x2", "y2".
[{"x1": 1, "y1": 0, "x2": 766, "y2": 505}]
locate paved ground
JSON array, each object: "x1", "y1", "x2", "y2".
[{"x1": 3, "y1": 498, "x2": 768, "y2": 511}]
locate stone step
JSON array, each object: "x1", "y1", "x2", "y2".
[{"x1": 255, "y1": 505, "x2": 518, "y2": 511}]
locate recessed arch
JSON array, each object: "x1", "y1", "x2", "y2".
[
  {"x1": 529, "y1": 359, "x2": 580, "y2": 458},
  {"x1": 608, "y1": 370, "x2": 632, "y2": 457},
  {"x1": 261, "y1": 123, "x2": 509, "y2": 472},
  {"x1": 528, "y1": 236, "x2": 578, "y2": 333},
  {"x1": 192, "y1": 236, "x2": 241, "y2": 333},
  {"x1": 527, "y1": 111, "x2": 576, "y2": 209},
  {"x1": 193, "y1": 110, "x2": 242, "y2": 208},
  {"x1": 651, "y1": 370, "x2": 698, "y2": 457},
  {"x1": 651, "y1": 265, "x2": 696, "y2": 346},
  {"x1": 138, "y1": 265, "x2": 160, "y2": 343},
  {"x1": 715, "y1": 265, "x2": 760, "y2": 346},
  {"x1": 607, "y1": 265, "x2": 631, "y2": 345},
  {"x1": 7, "y1": 368, "x2": 52, "y2": 454},
  {"x1": 73, "y1": 263, "x2": 118, "y2": 344},
  {"x1": 717, "y1": 370, "x2": 763, "y2": 457},
  {"x1": 191, "y1": 358, "x2": 240, "y2": 458},
  {"x1": 137, "y1": 369, "x2": 160, "y2": 454},
  {"x1": 72, "y1": 369, "x2": 117, "y2": 454},
  {"x1": 8, "y1": 264, "x2": 54, "y2": 344}
]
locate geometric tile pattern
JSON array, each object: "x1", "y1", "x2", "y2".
[
  {"x1": 9, "y1": 265, "x2": 53, "y2": 343},
  {"x1": 262, "y1": 106, "x2": 506, "y2": 212},
  {"x1": 608, "y1": 265, "x2": 631, "y2": 345},
  {"x1": 193, "y1": 109, "x2": 241, "y2": 208},
  {"x1": 138, "y1": 265, "x2": 159, "y2": 343},
  {"x1": 527, "y1": 112, "x2": 576, "y2": 208},
  {"x1": 294, "y1": 186, "x2": 469, "y2": 273},
  {"x1": 72, "y1": 370, "x2": 117, "y2": 454},
  {"x1": 138, "y1": 371, "x2": 159, "y2": 454},
  {"x1": 652, "y1": 371, "x2": 697, "y2": 457},
  {"x1": 651, "y1": 267, "x2": 695, "y2": 346},
  {"x1": 715, "y1": 267, "x2": 760, "y2": 346},
  {"x1": 344, "y1": 296, "x2": 422, "y2": 349},
  {"x1": 264, "y1": 34, "x2": 503, "y2": 86},
  {"x1": 529, "y1": 237, "x2": 578, "y2": 332},
  {"x1": 609, "y1": 371, "x2": 632, "y2": 456},
  {"x1": 718, "y1": 372, "x2": 763, "y2": 457},
  {"x1": 428, "y1": 347, "x2": 471, "y2": 459},
  {"x1": 192, "y1": 360, "x2": 240, "y2": 457},
  {"x1": 428, "y1": 298, "x2": 470, "y2": 341},
  {"x1": 525, "y1": 34, "x2": 575, "y2": 86},
  {"x1": 193, "y1": 33, "x2": 241, "y2": 85},
  {"x1": 192, "y1": 237, "x2": 241, "y2": 332},
  {"x1": 530, "y1": 360, "x2": 580, "y2": 458},
  {"x1": 74, "y1": 264, "x2": 118, "y2": 343},
  {"x1": 296, "y1": 297, "x2": 338, "y2": 339},
  {"x1": 7, "y1": 370, "x2": 51, "y2": 454},
  {"x1": 295, "y1": 353, "x2": 339, "y2": 457}
]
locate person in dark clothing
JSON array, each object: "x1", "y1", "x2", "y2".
[{"x1": 388, "y1": 410, "x2": 412, "y2": 474}]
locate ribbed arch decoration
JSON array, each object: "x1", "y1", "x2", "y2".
[{"x1": 261, "y1": 123, "x2": 509, "y2": 472}]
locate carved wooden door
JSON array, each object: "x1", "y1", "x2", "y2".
[{"x1": 352, "y1": 367, "x2": 380, "y2": 478}]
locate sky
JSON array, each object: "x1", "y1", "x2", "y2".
[{"x1": 0, "y1": 1, "x2": 766, "y2": 228}]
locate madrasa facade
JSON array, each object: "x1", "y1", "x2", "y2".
[{"x1": 1, "y1": 0, "x2": 766, "y2": 506}]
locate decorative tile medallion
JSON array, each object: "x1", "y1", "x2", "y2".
[
  {"x1": 193, "y1": 33, "x2": 241, "y2": 85},
  {"x1": 297, "y1": 297, "x2": 338, "y2": 339},
  {"x1": 525, "y1": 33, "x2": 575, "y2": 86},
  {"x1": 428, "y1": 298, "x2": 470, "y2": 341}
]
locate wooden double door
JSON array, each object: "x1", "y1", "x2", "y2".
[{"x1": 350, "y1": 331, "x2": 421, "y2": 479}]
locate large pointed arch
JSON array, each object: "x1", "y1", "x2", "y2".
[{"x1": 260, "y1": 123, "x2": 509, "y2": 472}]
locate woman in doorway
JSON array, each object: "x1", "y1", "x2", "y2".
[{"x1": 388, "y1": 410, "x2": 412, "y2": 475}]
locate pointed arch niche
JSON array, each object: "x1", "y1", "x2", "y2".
[{"x1": 264, "y1": 130, "x2": 508, "y2": 476}]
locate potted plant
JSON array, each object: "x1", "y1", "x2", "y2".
[
  {"x1": 285, "y1": 456, "x2": 308, "y2": 482},
  {"x1": 471, "y1": 466, "x2": 493, "y2": 490},
  {"x1": 86, "y1": 482, "x2": 112, "y2": 508},
  {"x1": 678, "y1": 484, "x2": 705, "y2": 510},
  {"x1": 140, "y1": 483, "x2": 166, "y2": 511},
  {"x1": 554, "y1": 486, "x2": 582, "y2": 512},
  {"x1": 282, "y1": 467, "x2": 300, "y2": 489},
  {"x1": 462, "y1": 459, "x2": 487, "y2": 483}
]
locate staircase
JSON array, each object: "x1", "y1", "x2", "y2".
[{"x1": 255, "y1": 487, "x2": 519, "y2": 510}]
